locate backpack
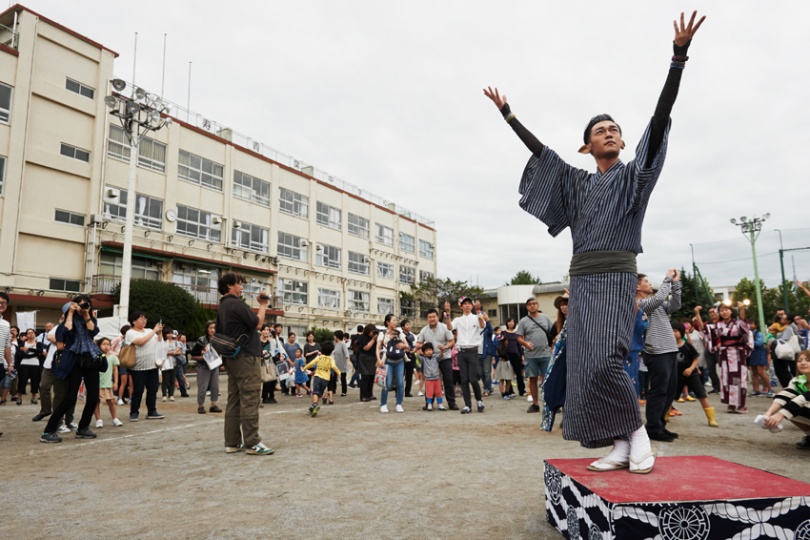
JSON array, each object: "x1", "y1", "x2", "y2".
[{"x1": 385, "y1": 335, "x2": 406, "y2": 361}]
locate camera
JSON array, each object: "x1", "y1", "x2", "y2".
[
  {"x1": 79, "y1": 301, "x2": 90, "y2": 310},
  {"x1": 259, "y1": 293, "x2": 270, "y2": 301}
]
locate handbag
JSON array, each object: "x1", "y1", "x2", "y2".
[
  {"x1": 209, "y1": 333, "x2": 248, "y2": 358},
  {"x1": 774, "y1": 339, "x2": 796, "y2": 361},
  {"x1": 374, "y1": 365, "x2": 388, "y2": 388},
  {"x1": 261, "y1": 359, "x2": 279, "y2": 383},
  {"x1": 79, "y1": 352, "x2": 108, "y2": 372},
  {"x1": 118, "y1": 344, "x2": 136, "y2": 368}
]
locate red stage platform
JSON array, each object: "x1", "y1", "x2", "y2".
[{"x1": 544, "y1": 456, "x2": 810, "y2": 539}]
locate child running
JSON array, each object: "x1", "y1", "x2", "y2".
[
  {"x1": 293, "y1": 348, "x2": 310, "y2": 397},
  {"x1": 757, "y1": 350, "x2": 810, "y2": 449},
  {"x1": 672, "y1": 322, "x2": 718, "y2": 428},
  {"x1": 94, "y1": 337, "x2": 123, "y2": 428},
  {"x1": 303, "y1": 341, "x2": 341, "y2": 417},
  {"x1": 419, "y1": 343, "x2": 445, "y2": 411}
]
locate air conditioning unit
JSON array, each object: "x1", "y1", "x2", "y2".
[
  {"x1": 104, "y1": 187, "x2": 120, "y2": 203},
  {"x1": 300, "y1": 240, "x2": 309, "y2": 247},
  {"x1": 212, "y1": 216, "x2": 223, "y2": 225},
  {"x1": 90, "y1": 213, "x2": 103, "y2": 225},
  {"x1": 233, "y1": 220, "x2": 243, "y2": 229},
  {"x1": 363, "y1": 256, "x2": 370, "y2": 263},
  {"x1": 316, "y1": 245, "x2": 323, "y2": 252}
]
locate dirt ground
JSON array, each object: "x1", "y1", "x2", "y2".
[{"x1": 2, "y1": 377, "x2": 808, "y2": 540}]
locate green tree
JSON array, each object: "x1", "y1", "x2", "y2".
[
  {"x1": 509, "y1": 270, "x2": 542, "y2": 285},
  {"x1": 306, "y1": 326, "x2": 336, "y2": 344},
  {"x1": 112, "y1": 279, "x2": 200, "y2": 336},
  {"x1": 408, "y1": 276, "x2": 484, "y2": 313}
]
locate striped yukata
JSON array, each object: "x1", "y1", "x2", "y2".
[{"x1": 516, "y1": 120, "x2": 671, "y2": 448}]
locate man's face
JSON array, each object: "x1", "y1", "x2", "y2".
[
  {"x1": 288, "y1": 333, "x2": 296, "y2": 343},
  {"x1": 526, "y1": 300, "x2": 539, "y2": 315},
  {"x1": 637, "y1": 277, "x2": 653, "y2": 296},
  {"x1": 45, "y1": 322, "x2": 53, "y2": 332},
  {"x1": 462, "y1": 302, "x2": 472, "y2": 314},
  {"x1": 474, "y1": 301, "x2": 481, "y2": 313},
  {"x1": 0, "y1": 297, "x2": 7, "y2": 315},
  {"x1": 427, "y1": 313, "x2": 438, "y2": 327},
  {"x1": 228, "y1": 280, "x2": 244, "y2": 296},
  {"x1": 776, "y1": 310, "x2": 786, "y2": 320},
  {"x1": 708, "y1": 308, "x2": 719, "y2": 322},
  {"x1": 587, "y1": 120, "x2": 623, "y2": 160}
]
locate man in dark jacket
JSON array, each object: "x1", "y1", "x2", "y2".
[{"x1": 216, "y1": 273, "x2": 273, "y2": 456}]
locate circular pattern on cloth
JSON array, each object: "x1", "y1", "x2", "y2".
[
  {"x1": 658, "y1": 506, "x2": 710, "y2": 540},
  {"x1": 567, "y1": 506, "x2": 580, "y2": 539},
  {"x1": 588, "y1": 523, "x2": 603, "y2": 540},
  {"x1": 545, "y1": 464, "x2": 562, "y2": 504},
  {"x1": 796, "y1": 519, "x2": 810, "y2": 540}
]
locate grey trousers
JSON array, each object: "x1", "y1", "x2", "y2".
[
  {"x1": 224, "y1": 355, "x2": 262, "y2": 448},
  {"x1": 39, "y1": 368, "x2": 55, "y2": 415},
  {"x1": 196, "y1": 362, "x2": 220, "y2": 406}
]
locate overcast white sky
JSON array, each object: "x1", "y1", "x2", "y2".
[{"x1": 20, "y1": 1, "x2": 809, "y2": 290}]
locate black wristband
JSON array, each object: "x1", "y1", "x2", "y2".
[
  {"x1": 500, "y1": 103, "x2": 512, "y2": 118},
  {"x1": 673, "y1": 40, "x2": 690, "y2": 57}
]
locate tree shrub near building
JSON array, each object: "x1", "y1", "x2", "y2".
[
  {"x1": 307, "y1": 326, "x2": 335, "y2": 344},
  {"x1": 112, "y1": 279, "x2": 199, "y2": 334}
]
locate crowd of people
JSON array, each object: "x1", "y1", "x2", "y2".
[{"x1": 0, "y1": 273, "x2": 808, "y2": 454}]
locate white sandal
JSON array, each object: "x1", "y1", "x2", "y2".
[
  {"x1": 629, "y1": 450, "x2": 655, "y2": 474},
  {"x1": 587, "y1": 458, "x2": 629, "y2": 472}
]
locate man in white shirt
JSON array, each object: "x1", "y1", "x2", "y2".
[{"x1": 452, "y1": 297, "x2": 487, "y2": 414}]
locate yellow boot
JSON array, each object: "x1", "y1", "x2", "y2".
[{"x1": 704, "y1": 407, "x2": 719, "y2": 427}]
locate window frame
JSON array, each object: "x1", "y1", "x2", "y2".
[
  {"x1": 419, "y1": 239, "x2": 435, "y2": 260},
  {"x1": 178, "y1": 149, "x2": 224, "y2": 191},
  {"x1": 347, "y1": 251, "x2": 369, "y2": 275},
  {"x1": 278, "y1": 187, "x2": 309, "y2": 218},
  {"x1": 317, "y1": 288, "x2": 341, "y2": 309},
  {"x1": 65, "y1": 78, "x2": 95, "y2": 99},
  {"x1": 233, "y1": 170, "x2": 270, "y2": 207},
  {"x1": 49, "y1": 278, "x2": 81, "y2": 293},
  {"x1": 377, "y1": 261, "x2": 394, "y2": 280},
  {"x1": 316, "y1": 201, "x2": 342, "y2": 230},
  {"x1": 399, "y1": 264, "x2": 415, "y2": 285},
  {"x1": 0, "y1": 82, "x2": 11, "y2": 123},
  {"x1": 315, "y1": 243, "x2": 341, "y2": 270},
  {"x1": 176, "y1": 205, "x2": 222, "y2": 242},
  {"x1": 375, "y1": 223, "x2": 394, "y2": 246},
  {"x1": 231, "y1": 221, "x2": 269, "y2": 253},
  {"x1": 348, "y1": 289, "x2": 370, "y2": 312},
  {"x1": 277, "y1": 231, "x2": 309, "y2": 262},
  {"x1": 279, "y1": 278, "x2": 308, "y2": 305},
  {"x1": 377, "y1": 296, "x2": 395, "y2": 315},
  {"x1": 347, "y1": 213, "x2": 369, "y2": 239},
  {"x1": 54, "y1": 209, "x2": 86, "y2": 227},
  {"x1": 399, "y1": 232, "x2": 415, "y2": 254},
  {"x1": 60, "y1": 142, "x2": 90, "y2": 162},
  {"x1": 101, "y1": 187, "x2": 164, "y2": 230}
]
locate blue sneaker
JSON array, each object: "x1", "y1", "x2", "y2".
[
  {"x1": 146, "y1": 411, "x2": 164, "y2": 420},
  {"x1": 129, "y1": 413, "x2": 139, "y2": 422}
]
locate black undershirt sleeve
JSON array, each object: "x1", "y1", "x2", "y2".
[
  {"x1": 647, "y1": 41, "x2": 690, "y2": 167},
  {"x1": 499, "y1": 103, "x2": 545, "y2": 157}
]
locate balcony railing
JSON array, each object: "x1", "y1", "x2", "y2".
[
  {"x1": 91, "y1": 274, "x2": 120, "y2": 295},
  {"x1": 0, "y1": 24, "x2": 19, "y2": 50}
]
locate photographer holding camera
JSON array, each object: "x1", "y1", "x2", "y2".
[{"x1": 40, "y1": 295, "x2": 102, "y2": 443}]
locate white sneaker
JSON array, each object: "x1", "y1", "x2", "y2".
[
  {"x1": 527, "y1": 395, "x2": 533, "y2": 402},
  {"x1": 162, "y1": 396, "x2": 167, "y2": 402},
  {"x1": 417, "y1": 391, "x2": 424, "y2": 396},
  {"x1": 112, "y1": 418, "x2": 123, "y2": 427},
  {"x1": 438, "y1": 404, "x2": 447, "y2": 410},
  {"x1": 57, "y1": 424, "x2": 71, "y2": 434},
  {"x1": 116, "y1": 398, "x2": 124, "y2": 405},
  {"x1": 95, "y1": 419, "x2": 103, "y2": 428},
  {"x1": 169, "y1": 396, "x2": 175, "y2": 402},
  {"x1": 380, "y1": 405, "x2": 389, "y2": 413},
  {"x1": 395, "y1": 404, "x2": 404, "y2": 413},
  {"x1": 427, "y1": 403, "x2": 433, "y2": 411}
]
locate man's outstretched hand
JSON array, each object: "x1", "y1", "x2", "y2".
[
  {"x1": 483, "y1": 86, "x2": 507, "y2": 110},
  {"x1": 674, "y1": 10, "x2": 706, "y2": 47}
]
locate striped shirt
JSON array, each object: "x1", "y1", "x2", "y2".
[
  {"x1": 639, "y1": 279, "x2": 681, "y2": 355},
  {"x1": 0, "y1": 318, "x2": 10, "y2": 367}
]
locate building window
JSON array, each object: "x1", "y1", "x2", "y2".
[
  {"x1": 348, "y1": 251, "x2": 369, "y2": 275},
  {"x1": 0, "y1": 156, "x2": 5, "y2": 195},
  {"x1": 317, "y1": 288, "x2": 341, "y2": 309},
  {"x1": 178, "y1": 149, "x2": 223, "y2": 190},
  {"x1": 399, "y1": 233, "x2": 415, "y2": 253},
  {"x1": 419, "y1": 270, "x2": 434, "y2": 283},
  {"x1": 49, "y1": 278, "x2": 81, "y2": 292},
  {"x1": 138, "y1": 137, "x2": 167, "y2": 172},
  {"x1": 172, "y1": 264, "x2": 220, "y2": 305},
  {"x1": 348, "y1": 213, "x2": 369, "y2": 239},
  {"x1": 231, "y1": 221, "x2": 268, "y2": 252},
  {"x1": 60, "y1": 143, "x2": 90, "y2": 162},
  {"x1": 0, "y1": 82, "x2": 11, "y2": 123},
  {"x1": 280, "y1": 278, "x2": 308, "y2": 305},
  {"x1": 419, "y1": 240, "x2": 434, "y2": 260},
  {"x1": 277, "y1": 232, "x2": 309, "y2": 262},
  {"x1": 54, "y1": 209, "x2": 85, "y2": 226},
  {"x1": 98, "y1": 253, "x2": 160, "y2": 281},
  {"x1": 377, "y1": 296, "x2": 394, "y2": 315},
  {"x1": 176, "y1": 205, "x2": 221, "y2": 242},
  {"x1": 278, "y1": 187, "x2": 308, "y2": 218},
  {"x1": 488, "y1": 309, "x2": 497, "y2": 318},
  {"x1": 375, "y1": 224, "x2": 393, "y2": 246},
  {"x1": 377, "y1": 261, "x2": 394, "y2": 280},
  {"x1": 65, "y1": 78, "x2": 94, "y2": 99},
  {"x1": 107, "y1": 124, "x2": 131, "y2": 161},
  {"x1": 316, "y1": 202, "x2": 341, "y2": 230},
  {"x1": 399, "y1": 265, "x2": 415, "y2": 285},
  {"x1": 400, "y1": 298, "x2": 416, "y2": 318},
  {"x1": 315, "y1": 244, "x2": 341, "y2": 270},
  {"x1": 102, "y1": 187, "x2": 163, "y2": 230},
  {"x1": 349, "y1": 290, "x2": 369, "y2": 312},
  {"x1": 233, "y1": 170, "x2": 270, "y2": 206}
]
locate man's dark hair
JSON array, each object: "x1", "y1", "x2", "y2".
[
  {"x1": 425, "y1": 308, "x2": 439, "y2": 317},
  {"x1": 288, "y1": 332, "x2": 296, "y2": 338},
  {"x1": 637, "y1": 273, "x2": 647, "y2": 282},
  {"x1": 422, "y1": 342, "x2": 434, "y2": 354},
  {"x1": 320, "y1": 340, "x2": 335, "y2": 356},
  {"x1": 583, "y1": 113, "x2": 622, "y2": 144},
  {"x1": 356, "y1": 325, "x2": 364, "y2": 332},
  {"x1": 217, "y1": 272, "x2": 245, "y2": 295},
  {"x1": 334, "y1": 330, "x2": 345, "y2": 340},
  {"x1": 671, "y1": 320, "x2": 685, "y2": 336},
  {"x1": 401, "y1": 319, "x2": 410, "y2": 327},
  {"x1": 0, "y1": 292, "x2": 9, "y2": 303}
]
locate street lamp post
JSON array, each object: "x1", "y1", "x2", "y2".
[
  {"x1": 105, "y1": 79, "x2": 171, "y2": 322},
  {"x1": 774, "y1": 229, "x2": 789, "y2": 312},
  {"x1": 730, "y1": 214, "x2": 770, "y2": 332}
]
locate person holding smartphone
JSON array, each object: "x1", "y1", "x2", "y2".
[{"x1": 124, "y1": 311, "x2": 164, "y2": 422}]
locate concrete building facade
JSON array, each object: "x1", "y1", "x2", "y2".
[{"x1": 0, "y1": 5, "x2": 437, "y2": 336}]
